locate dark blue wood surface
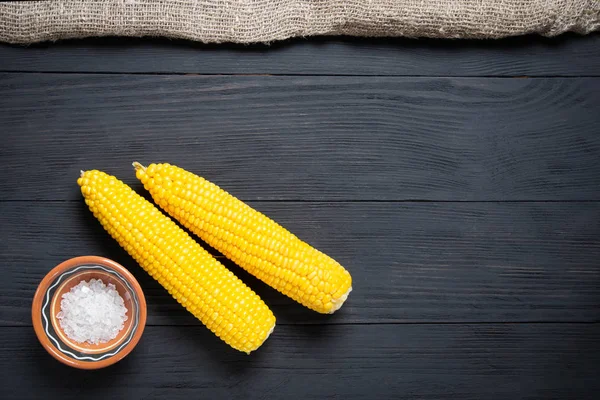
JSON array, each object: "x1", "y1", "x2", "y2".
[{"x1": 1, "y1": 34, "x2": 599, "y2": 400}]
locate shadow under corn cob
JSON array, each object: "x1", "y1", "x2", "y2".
[
  {"x1": 134, "y1": 162, "x2": 352, "y2": 314},
  {"x1": 78, "y1": 170, "x2": 275, "y2": 354}
]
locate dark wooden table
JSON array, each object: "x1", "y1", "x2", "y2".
[{"x1": 1, "y1": 33, "x2": 599, "y2": 400}]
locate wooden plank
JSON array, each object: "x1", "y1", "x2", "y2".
[
  {"x1": 1, "y1": 74, "x2": 599, "y2": 201},
  {"x1": 2, "y1": 324, "x2": 598, "y2": 399},
  {"x1": 2, "y1": 201, "x2": 598, "y2": 326},
  {"x1": 0, "y1": 34, "x2": 599, "y2": 76}
]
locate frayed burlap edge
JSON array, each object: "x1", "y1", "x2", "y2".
[{"x1": 0, "y1": 0, "x2": 598, "y2": 45}]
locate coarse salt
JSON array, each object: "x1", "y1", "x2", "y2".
[{"x1": 57, "y1": 278, "x2": 128, "y2": 345}]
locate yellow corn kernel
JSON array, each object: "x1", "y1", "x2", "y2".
[
  {"x1": 134, "y1": 162, "x2": 352, "y2": 314},
  {"x1": 77, "y1": 169, "x2": 275, "y2": 354}
]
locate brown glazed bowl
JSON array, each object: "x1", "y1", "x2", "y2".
[{"x1": 32, "y1": 256, "x2": 147, "y2": 369}]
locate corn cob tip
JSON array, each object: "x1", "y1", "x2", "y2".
[
  {"x1": 330, "y1": 286, "x2": 352, "y2": 313},
  {"x1": 132, "y1": 162, "x2": 146, "y2": 172},
  {"x1": 80, "y1": 170, "x2": 85, "y2": 177},
  {"x1": 246, "y1": 323, "x2": 276, "y2": 355}
]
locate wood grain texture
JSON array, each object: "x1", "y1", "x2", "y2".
[
  {"x1": 0, "y1": 34, "x2": 599, "y2": 76},
  {"x1": 2, "y1": 324, "x2": 598, "y2": 400},
  {"x1": 2, "y1": 201, "x2": 598, "y2": 326},
  {"x1": 1, "y1": 74, "x2": 599, "y2": 201},
  {"x1": 1, "y1": 32, "x2": 599, "y2": 400}
]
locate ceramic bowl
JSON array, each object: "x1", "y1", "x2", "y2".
[{"x1": 32, "y1": 256, "x2": 147, "y2": 369}]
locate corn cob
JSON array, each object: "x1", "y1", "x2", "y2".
[
  {"x1": 134, "y1": 162, "x2": 352, "y2": 314},
  {"x1": 78, "y1": 170, "x2": 275, "y2": 354}
]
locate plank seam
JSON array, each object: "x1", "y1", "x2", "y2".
[
  {"x1": 1, "y1": 70, "x2": 599, "y2": 78},
  {"x1": 2, "y1": 200, "x2": 600, "y2": 204},
  {"x1": 2, "y1": 321, "x2": 599, "y2": 328}
]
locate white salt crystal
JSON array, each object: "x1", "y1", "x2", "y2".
[{"x1": 57, "y1": 278, "x2": 128, "y2": 345}]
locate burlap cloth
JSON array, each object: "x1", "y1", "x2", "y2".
[{"x1": 0, "y1": 0, "x2": 598, "y2": 44}]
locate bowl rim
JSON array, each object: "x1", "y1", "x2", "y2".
[{"x1": 32, "y1": 256, "x2": 147, "y2": 370}]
